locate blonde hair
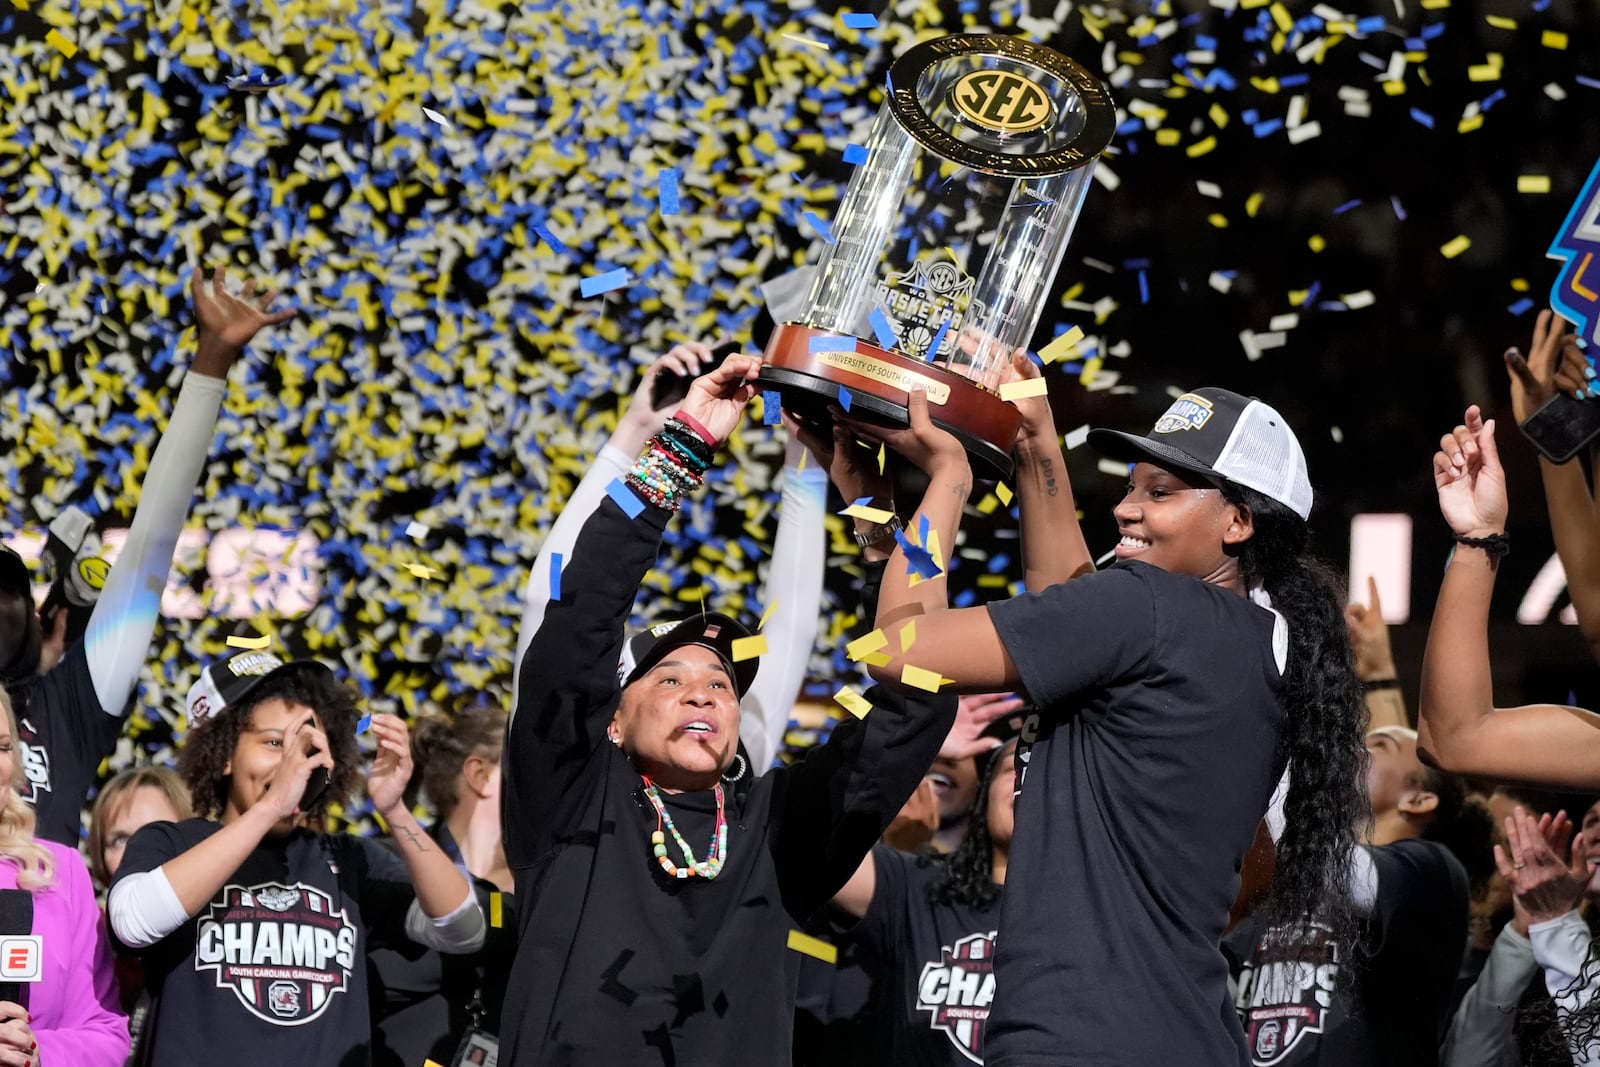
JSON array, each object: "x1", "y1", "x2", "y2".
[
  {"x1": 88, "y1": 765, "x2": 193, "y2": 886},
  {"x1": 0, "y1": 689, "x2": 53, "y2": 891}
]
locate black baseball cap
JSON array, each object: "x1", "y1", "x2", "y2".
[
  {"x1": 1088, "y1": 387, "x2": 1314, "y2": 520},
  {"x1": 618, "y1": 613, "x2": 759, "y2": 697},
  {"x1": 186, "y1": 648, "x2": 334, "y2": 729}
]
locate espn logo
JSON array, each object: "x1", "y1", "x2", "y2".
[{"x1": 0, "y1": 938, "x2": 41, "y2": 982}]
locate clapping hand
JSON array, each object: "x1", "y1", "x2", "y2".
[{"x1": 1497, "y1": 806, "x2": 1585, "y2": 934}]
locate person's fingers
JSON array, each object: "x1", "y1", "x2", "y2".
[
  {"x1": 1344, "y1": 603, "x2": 1364, "y2": 626},
  {"x1": 906, "y1": 387, "x2": 933, "y2": 432},
  {"x1": 1506, "y1": 811, "x2": 1526, "y2": 864},
  {"x1": 241, "y1": 278, "x2": 259, "y2": 302},
  {"x1": 1432, "y1": 450, "x2": 1457, "y2": 489},
  {"x1": 1533, "y1": 309, "x2": 1552, "y2": 353},
  {"x1": 192, "y1": 268, "x2": 207, "y2": 306},
  {"x1": 212, "y1": 263, "x2": 226, "y2": 293},
  {"x1": 266, "y1": 308, "x2": 297, "y2": 325},
  {"x1": 1367, "y1": 574, "x2": 1382, "y2": 615},
  {"x1": 1505, "y1": 347, "x2": 1540, "y2": 389},
  {"x1": 1493, "y1": 842, "x2": 1514, "y2": 882},
  {"x1": 1440, "y1": 431, "x2": 1467, "y2": 470},
  {"x1": 1477, "y1": 418, "x2": 1502, "y2": 472}
]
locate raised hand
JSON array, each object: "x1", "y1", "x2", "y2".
[
  {"x1": 365, "y1": 713, "x2": 415, "y2": 819},
  {"x1": 1506, "y1": 310, "x2": 1597, "y2": 423},
  {"x1": 261, "y1": 712, "x2": 334, "y2": 822},
  {"x1": 1433, "y1": 405, "x2": 1507, "y2": 539},
  {"x1": 997, "y1": 349, "x2": 1056, "y2": 445},
  {"x1": 1498, "y1": 806, "x2": 1585, "y2": 932},
  {"x1": 787, "y1": 413, "x2": 892, "y2": 508},
  {"x1": 1344, "y1": 575, "x2": 1397, "y2": 682},
  {"x1": 677, "y1": 353, "x2": 761, "y2": 447},
  {"x1": 190, "y1": 265, "x2": 296, "y2": 378},
  {"x1": 940, "y1": 691, "x2": 1026, "y2": 761},
  {"x1": 839, "y1": 387, "x2": 969, "y2": 479},
  {"x1": 621, "y1": 342, "x2": 717, "y2": 442}
]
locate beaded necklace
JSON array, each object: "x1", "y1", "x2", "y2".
[{"x1": 641, "y1": 777, "x2": 728, "y2": 880}]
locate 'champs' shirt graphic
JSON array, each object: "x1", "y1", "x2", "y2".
[
  {"x1": 916, "y1": 929, "x2": 997, "y2": 1064},
  {"x1": 196, "y1": 881, "x2": 358, "y2": 1025},
  {"x1": 14, "y1": 718, "x2": 51, "y2": 803},
  {"x1": 1232, "y1": 920, "x2": 1342, "y2": 1065}
]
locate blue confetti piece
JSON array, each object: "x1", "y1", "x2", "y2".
[
  {"x1": 802, "y1": 210, "x2": 837, "y2": 244},
  {"x1": 1355, "y1": 15, "x2": 1384, "y2": 32},
  {"x1": 894, "y1": 529, "x2": 944, "y2": 579},
  {"x1": 660, "y1": 168, "x2": 680, "y2": 215},
  {"x1": 842, "y1": 143, "x2": 869, "y2": 165},
  {"x1": 809, "y1": 335, "x2": 857, "y2": 353},
  {"x1": 842, "y1": 12, "x2": 878, "y2": 29},
  {"x1": 1508, "y1": 297, "x2": 1535, "y2": 316},
  {"x1": 839, "y1": 387, "x2": 854, "y2": 412},
  {"x1": 869, "y1": 307, "x2": 898, "y2": 349},
  {"x1": 581, "y1": 269, "x2": 631, "y2": 298},
  {"x1": 1577, "y1": 75, "x2": 1600, "y2": 91},
  {"x1": 550, "y1": 553, "x2": 564, "y2": 600},
  {"x1": 763, "y1": 390, "x2": 784, "y2": 425},
  {"x1": 926, "y1": 319, "x2": 952, "y2": 362},
  {"x1": 533, "y1": 223, "x2": 569, "y2": 254},
  {"x1": 1279, "y1": 74, "x2": 1309, "y2": 88},
  {"x1": 1252, "y1": 119, "x2": 1283, "y2": 138},
  {"x1": 1137, "y1": 270, "x2": 1149, "y2": 304},
  {"x1": 919, "y1": 513, "x2": 931, "y2": 546},
  {"x1": 1333, "y1": 199, "x2": 1362, "y2": 215},
  {"x1": 607, "y1": 478, "x2": 647, "y2": 518},
  {"x1": 1409, "y1": 108, "x2": 1434, "y2": 129},
  {"x1": 1390, "y1": 196, "x2": 1408, "y2": 221},
  {"x1": 357, "y1": 715, "x2": 372, "y2": 734}
]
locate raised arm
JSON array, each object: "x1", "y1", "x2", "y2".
[
  {"x1": 1346, "y1": 576, "x2": 1408, "y2": 731},
  {"x1": 1417, "y1": 407, "x2": 1600, "y2": 788},
  {"x1": 83, "y1": 266, "x2": 294, "y2": 716},
  {"x1": 1507, "y1": 309, "x2": 1600, "y2": 663},
  {"x1": 511, "y1": 345, "x2": 716, "y2": 710},
  {"x1": 1000, "y1": 351, "x2": 1093, "y2": 590},
  {"x1": 739, "y1": 432, "x2": 828, "y2": 770}
]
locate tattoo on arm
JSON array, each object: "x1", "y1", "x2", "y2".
[
  {"x1": 1039, "y1": 458, "x2": 1060, "y2": 497},
  {"x1": 396, "y1": 825, "x2": 432, "y2": 854},
  {"x1": 951, "y1": 480, "x2": 971, "y2": 502}
]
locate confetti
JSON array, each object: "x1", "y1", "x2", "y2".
[
  {"x1": 833, "y1": 687, "x2": 875, "y2": 720},
  {"x1": 809, "y1": 336, "x2": 856, "y2": 353},
  {"x1": 1519, "y1": 175, "x2": 1552, "y2": 194},
  {"x1": 841, "y1": 12, "x2": 879, "y2": 29},
  {"x1": 1064, "y1": 425, "x2": 1091, "y2": 451},
  {"x1": 1543, "y1": 30, "x2": 1569, "y2": 50},
  {"x1": 996, "y1": 483, "x2": 1014, "y2": 506},
  {"x1": 490, "y1": 893, "x2": 505, "y2": 929},
  {"x1": 660, "y1": 169, "x2": 681, "y2": 216},
  {"x1": 841, "y1": 499, "x2": 897, "y2": 524},
  {"x1": 900, "y1": 664, "x2": 947, "y2": 692},
  {"x1": 869, "y1": 307, "x2": 899, "y2": 350},
  {"x1": 898, "y1": 619, "x2": 917, "y2": 652},
  {"x1": 607, "y1": 479, "x2": 647, "y2": 520},
  {"x1": 838, "y1": 387, "x2": 854, "y2": 413},
  {"x1": 1441, "y1": 235, "x2": 1473, "y2": 259},
  {"x1": 758, "y1": 600, "x2": 780, "y2": 632},
  {"x1": 846, "y1": 628, "x2": 889, "y2": 662},
  {"x1": 420, "y1": 107, "x2": 453, "y2": 130},
  {"x1": 406, "y1": 563, "x2": 439, "y2": 581},
  {"x1": 550, "y1": 553, "x2": 564, "y2": 601},
  {"x1": 1038, "y1": 326, "x2": 1085, "y2": 363},
  {"x1": 731, "y1": 634, "x2": 768, "y2": 661},
  {"x1": 226, "y1": 634, "x2": 271, "y2": 650},
  {"x1": 44, "y1": 29, "x2": 77, "y2": 57},
  {"x1": 842, "y1": 144, "x2": 870, "y2": 165},
  {"x1": 761, "y1": 392, "x2": 783, "y2": 426},
  {"x1": 225, "y1": 71, "x2": 287, "y2": 93},
  {"x1": 1000, "y1": 378, "x2": 1049, "y2": 402},
  {"x1": 802, "y1": 211, "x2": 837, "y2": 245},
  {"x1": 357, "y1": 715, "x2": 373, "y2": 734},
  {"x1": 405, "y1": 521, "x2": 430, "y2": 541},
  {"x1": 581, "y1": 269, "x2": 632, "y2": 298},
  {"x1": 895, "y1": 530, "x2": 944, "y2": 580}
]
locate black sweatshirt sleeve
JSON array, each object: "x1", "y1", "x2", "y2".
[
  {"x1": 767, "y1": 683, "x2": 957, "y2": 921},
  {"x1": 502, "y1": 494, "x2": 671, "y2": 868}
]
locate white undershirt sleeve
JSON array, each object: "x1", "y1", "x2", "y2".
[
  {"x1": 106, "y1": 867, "x2": 192, "y2": 949},
  {"x1": 403, "y1": 891, "x2": 486, "y2": 954}
]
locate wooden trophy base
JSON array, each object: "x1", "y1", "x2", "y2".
[{"x1": 758, "y1": 323, "x2": 1021, "y2": 479}]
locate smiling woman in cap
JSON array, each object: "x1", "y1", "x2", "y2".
[
  {"x1": 845, "y1": 385, "x2": 1368, "y2": 1067},
  {"x1": 103, "y1": 648, "x2": 486, "y2": 1065},
  {"x1": 498, "y1": 353, "x2": 957, "y2": 1067}
]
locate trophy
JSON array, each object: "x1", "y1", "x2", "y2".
[{"x1": 760, "y1": 34, "x2": 1116, "y2": 476}]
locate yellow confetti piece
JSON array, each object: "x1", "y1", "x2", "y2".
[
  {"x1": 758, "y1": 599, "x2": 780, "y2": 631},
  {"x1": 976, "y1": 494, "x2": 1000, "y2": 515},
  {"x1": 425, "y1": 1061, "x2": 448, "y2": 1067},
  {"x1": 1207, "y1": 213, "x2": 1229, "y2": 229},
  {"x1": 1209, "y1": 103, "x2": 1229, "y2": 128},
  {"x1": 1484, "y1": 14, "x2": 1516, "y2": 30},
  {"x1": 996, "y1": 482, "x2": 1014, "y2": 506},
  {"x1": 1308, "y1": 234, "x2": 1326, "y2": 253},
  {"x1": 841, "y1": 502, "x2": 898, "y2": 524},
  {"x1": 900, "y1": 664, "x2": 948, "y2": 692},
  {"x1": 898, "y1": 619, "x2": 917, "y2": 652},
  {"x1": 1186, "y1": 136, "x2": 1217, "y2": 158},
  {"x1": 1440, "y1": 235, "x2": 1472, "y2": 259},
  {"x1": 226, "y1": 634, "x2": 272, "y2": 650},
  {"x1": 1512, "y1": 278, "x2": 1530, "y2": 292},
  {"x1": 1246, "y1": 192, "x2": 1265, "y2": 218},
  {"x1": 1155, "y1": 128, "x2": 1182, "y2": 147},
  {"x1": 406, "y1": 563, "x2": 438, "y2": 580},
  {"x1": 731, "y1": 634, "x2": 768, "y2": 662},
  {"x1": 846, "y1": 629, "x2": 889, "y2": 662},
  {"x1": 1269, "y1": 3, "x2": 1293, "y2": 31},
  {"x1": 999, "y1": 378, "x2": 1049, "y2": 402},
  {"x1": 490, "y1": 892, "x2": 504, "y2": 928},
  {"x1": 877, "y1": 444, "x2": 886, "y2": 475},
  {"x1": 787, "y1": 929, "x2": 839, "y2": 964},
  {"x1": 45, "y1": 29, "x2": 78, "y2": 57},
  {"x1": 1038, "y1": 326, "x2": 1084, "y2": 363},
  {"x1": 1080, "y1": 356, "x2": 1103, "y2": 385},
  {"x1": 1466, "y1": 64, "x2": 1500, "y2": 83},
  {"x1": 1542, "y1": 30, "x2": 1569, "y2": 50},
  {"x1": 1518, "y1": 175, "x2": 1551, "y2": 194},
  {"x1": 833, "y1": 686, "x2": 874, "y2": 720}
]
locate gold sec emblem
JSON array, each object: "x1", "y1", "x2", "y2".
[{"x1": 951, "y1": 69, "x2": 1052, "y2": 133}]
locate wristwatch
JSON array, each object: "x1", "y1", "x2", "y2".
[{"x1": 852, "y1": 514, "x2": 905, "y2": 547}]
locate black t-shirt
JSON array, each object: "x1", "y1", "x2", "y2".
[
  {"x1": 1225, "y1": 840, "x2": 1470, "y2": 1067},
  {"x1": 500, "y1": 496, "x2": 957, "y2": 1067},
  {"x1": 852, "y1": 843, "x2": 1001, "y2": 1066},
  {"x1": 8, "y1": 642, "x2": 120, "y2": 844},
  {"x1": 986, "y1": 562, "x2": 1288, "y2": 1067},
  {"x1": 113, "y1": 818, "x2": 422, "y2": 1066}
]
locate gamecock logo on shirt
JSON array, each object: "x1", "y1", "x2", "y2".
[
  {"x1": 195, "y1": 881, "x2": 357, "y2": 1026},
  {"x1": 1233, "y1": 921, "x2": 1341, "y2": 1065},
  {"x1": 916, "y1": 930, "x2": 998, "y2": 1064}
]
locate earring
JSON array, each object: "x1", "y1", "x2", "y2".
[{"x1": 722, "y1": 753, "x2": 749, "y2": 783}]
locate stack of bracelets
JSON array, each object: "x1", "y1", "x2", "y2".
[{"x1": 625, "y1": 416, "x2": 717, "y2": 512}]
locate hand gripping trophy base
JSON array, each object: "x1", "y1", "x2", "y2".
[{"x1": 760, "y1": 322, "x2": 1022, "y2": 479}]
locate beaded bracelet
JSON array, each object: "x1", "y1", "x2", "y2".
[
  {"x1": 663, "y1": 417, "x2": 716, "y2": 467},
  {"x1": 1452, "y1": 531, "x2": 1510, "y2": 560},
  {"x1": 626, "y1": 433, "x2": 707, "y2": 512}
]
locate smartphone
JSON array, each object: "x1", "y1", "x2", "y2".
[
  {"x1": 298, "y1": 766, "x2": 330, "y2": 811},
  {"x1": 649, "y1": 340, "x2": 741, "y2": 411},
  {"x1": 1519, "y1": 393, "x2": 1600, "y2": 463}
]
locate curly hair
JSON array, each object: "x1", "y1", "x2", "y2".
[
  {"x1": 0, "y1": 689, "x2": 53, "y2": 890},
  {"x1": 1416, "y1": 765, "x2": 1497, "y2": 896},
  {"x1": 408, "y1": 702, "x2": 507, "y2": 817},
  {"x1": 927, "y1": 740, "x2": 1014, "y2": 911},
  {"x1": 177, "y1": 664, "x2": 362, "y2": 821},
  {"x1": 1220, "y1": 483, "x2": 1369, "y2": 953}
]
